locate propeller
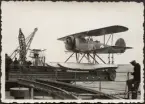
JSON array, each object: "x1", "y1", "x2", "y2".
[{"x1": 64, "y1": 36, "x2": 75, "y2": 50}]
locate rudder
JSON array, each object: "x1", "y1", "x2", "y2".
[{"x1": 115, "y1": 38, "x2": 126, "y2": 47}]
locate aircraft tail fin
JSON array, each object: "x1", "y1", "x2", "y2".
[
  {"x1": 114, "y1": 38, "x2": 132, "y2": 53},
  {"x1": 115, "y1": 38, "x2": 126, "y2": 47}
]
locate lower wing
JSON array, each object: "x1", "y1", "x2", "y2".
[
  {"x1": 93, "y1": 46, "x2": 132, "y2": 54},
  {"x1": 65, "y1": 46, "x2": 132, "y2": 54}
]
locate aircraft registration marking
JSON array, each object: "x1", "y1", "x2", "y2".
[{"x1": 100, "y1": 45, "x2": 104, "y2": 48}]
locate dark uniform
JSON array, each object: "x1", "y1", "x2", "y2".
[
  {"x1": 5, "y1": 54, "x2": 12, "y2": 80},
  {"x1": 27, "y1": 61, "x2": 32, "y2": 68},
  {"x1": 132, "y1": 63, "x2": 140, "y2": 82},
  {"x1": 127, "y1": 60, "x2": 141, "y2": 99}
]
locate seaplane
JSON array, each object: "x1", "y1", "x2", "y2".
[{"x1": 47, "y1": 25, "x2": 132, "y2": 81}]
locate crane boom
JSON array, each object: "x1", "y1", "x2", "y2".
[
  {"x1": 26, "y1": 28, "x2": 38, "y2": 52},
  {"x1": 18, "y1": 28, "x2": 27, "y2": 64},
  {"x1": 10, "y1": 28, "x2": 38, "y2": 63}
]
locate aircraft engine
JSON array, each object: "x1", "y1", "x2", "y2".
[
  {"x1": 115, "y1": 38, "x2": 126, "y2": 53},
  {"x1": 64, "y1": 36, "x2": 75, "y2": 50}
]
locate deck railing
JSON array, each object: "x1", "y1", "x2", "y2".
[
  {"x1": 8, "y1": 69, "x2": 141, "y2": 99},
  {"x1": 77, "y1": 72, "x2": 140, "y2": 99}
]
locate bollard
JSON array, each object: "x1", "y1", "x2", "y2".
[
  {"x1": 30, "y1": 87, "x2": 34, "y2": 99},
  {"x1": 127, "y1": 72, "x2": 130, "y2": 99},
  {"x1": 10, "y1": 87, "x2": 29, "y2": 99},
  {"x1": 55, "y1": 69, "x2": 58, "y2": 81},
  {"x1": 30, "y1": 84, "x2": 35, "y2": 99},
  {"x1": 74, "y1": 72, "x2": 76, "y2": 85},
  {"x1": 99, "y1": 77, "x2": 101, "y2": 92}
]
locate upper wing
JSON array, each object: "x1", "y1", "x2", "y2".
[{"x1": 58, "y1": 25, "x2": 128, "y2": 41}]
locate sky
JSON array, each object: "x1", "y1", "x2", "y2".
[{"x1": 1, "y1": 1, "x2": 144, "y2": 67}]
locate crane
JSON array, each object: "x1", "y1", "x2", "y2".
[
  {"x1": 18, "y1": 28, "x2": 27, "y2": 65},
  {"x1": 10, "y1": 28, "x2": 38, "y2": 65}
]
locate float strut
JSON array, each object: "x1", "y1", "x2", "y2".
[
  {"x1": 78, "y1": 53, "x2": 85, "y2": 63},
  {"x1": 95, "y1": 54, "x2": 106, "y2": 64},
  {"x1": 65, "y1": 52, "x2": 75, "y2": 63}
]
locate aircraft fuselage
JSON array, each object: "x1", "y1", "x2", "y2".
[{"x1": 64, "y1": 37, "x2": 126, "y2": 54}]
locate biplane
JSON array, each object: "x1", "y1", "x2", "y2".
[
  {"x1": 58, "y1": 25, "x2": 131, "y2": 54},
  {"x1": 48, "y1": 25, "x2": 132, "y2": 72}
]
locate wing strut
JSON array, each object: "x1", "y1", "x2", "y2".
[
  {"x1": 107, "y1": 34, "x2": 114, "y2": 64},
  {"x1": 111, "y1": 34, "x2": 114, "y2": 64},
  {"x1": 104, "y1": 35, "x2": 105, "y2": 45},
  {"x1": 105, "y1": 34, "x2": 112, "y2": 45},
  {"x1": 108, "y1": 54, "x2": 110, "y2": 64}
]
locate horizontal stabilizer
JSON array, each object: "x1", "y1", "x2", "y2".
[{"x1": 111, "y1": 46, "x2": 133, "y2": 49}]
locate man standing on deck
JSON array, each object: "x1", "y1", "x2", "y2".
[
  {"x1": 127, "y1": 60, "x2": 141, "y2": 99},
  {"x1": 13, "y1": 58, "x2": 19, "y2": 69}
]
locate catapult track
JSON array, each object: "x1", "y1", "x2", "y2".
[{"x1": 17, "y1": 78, "x2": 121, "y2": 99}]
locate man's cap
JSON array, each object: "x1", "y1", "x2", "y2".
[{"x1": 130, "y1": 60, "x2": 136, "y2": 64}]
